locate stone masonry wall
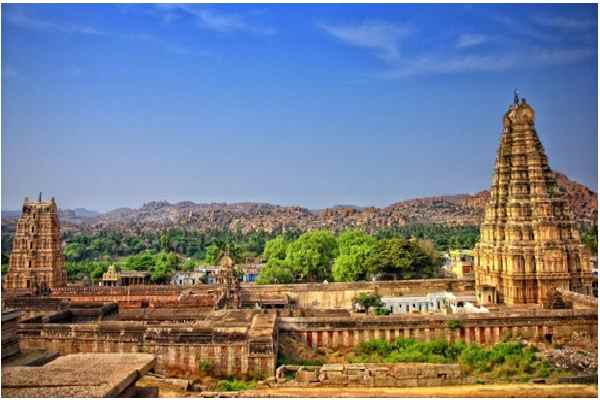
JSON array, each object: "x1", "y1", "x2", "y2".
[
  {"x1": 17, "y1": 315, "x2": 277, "y2": 379},
  {"x1": 48, "y1": 279, "x2": 473, "y2": 309},
  {"x1": 278, "y1": 308, "x2": 597, "y2": 349},
  {"x1": 273, "y1": 363, "x2": 462, "y2": 388}
]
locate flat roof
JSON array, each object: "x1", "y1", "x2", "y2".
[{"x1": 1, "y1": 353, "x2": 155, "y2": 398}]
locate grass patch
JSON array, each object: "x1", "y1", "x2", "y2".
[
  {"x1": 347, "y1": 338, "x2": 561, "y2": 383},
  {"x1": 214, "y1": 378, "x2": 256, "y2": 392}
]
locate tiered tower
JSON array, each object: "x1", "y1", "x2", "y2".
[
  {"x1": 215, "y1": 254, "x2": 241, "y2": 309},
  {"x1": 5, "y1": 195, "x2": 67, "y2": 293},
  {"x1": 474, "y1": 94, "x2": 593, "y2": 305}
]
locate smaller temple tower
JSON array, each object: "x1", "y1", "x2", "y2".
[
  {"x1": 5, "y1": 195, "x2": 67, "y2": 293},
  {"x1": 215, "y1": 254, "x2": 241, "y2": 309}
]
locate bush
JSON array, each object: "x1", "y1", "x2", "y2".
[
  {"x1": 198, "y1": 360, "x2": 213, "y2": 375},
  {"x1": 447, "y1": 320, "x2": 462, "y2": 330},
  {"x1": 350, "y1": 338, "x2": 553, "y2": 382},
  {"x1": 215, "y1": 379, "x2": 256, "y2": 392},
  {"x1": 374, "y1": 307, "x2": 391, "y2": 315}
]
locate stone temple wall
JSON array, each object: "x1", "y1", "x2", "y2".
[
  {"x1": 17, "y1": 313, "x2": 277, "y2": 379},
  {"x1": 48, "y1": 279, "x2": 473, "y2": 309},
  {"x1": 273, "y1": 363, "x2": 463, "y2": 388},
  {"x1": 278, "y1": 308, "x2": 597, "y2": 349}
]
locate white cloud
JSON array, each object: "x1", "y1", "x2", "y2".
[
  {"x1": 6, "y1": 8, "x2": 104, "y2": 35},
  {"x1": 153, "y1": 5, "x2": 275, "y2": 35},
  {"x1": 532, "y1": 15, "x2": 596, "y2": 30},
  {"x1": 128, "y1": 33, "x2": 192, "y2": 55},
  {"x1": 383, "y1": 47, "x2": 595, "y2": 77},
  {"x1": 456, "y1": 33, "x2": 488, "y2": 49},
  {"x1": 318, "y1": 20, "x2": 414, "y2": 61}
]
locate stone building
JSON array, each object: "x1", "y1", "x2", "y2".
[
  {"x1": 215, "y1": 255, "x2": 241, "y2": 309},
  {"x1": 474, "y1": 95, "x2": 593, "y2": 305},
  {"x1": 4, "y1": 195, "x2": 67, "y2": 293},
  {"x1": 99, "y1": 265, "x2": 150, "y2": 286},
  {"x1": 449, "y1": 250, "x2": 474, "y2": 279}
]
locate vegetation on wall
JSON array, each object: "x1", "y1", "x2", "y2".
[{"x1": 348, "y1": 338, "x2": 557, "y2": 382}]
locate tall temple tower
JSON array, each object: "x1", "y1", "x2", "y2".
[
  {"x1": 5, "y1": 195, "x2": 67, "y2": 293},
  {"x1": 473, "y1": 94, "x2": 593, "y2": 305}
]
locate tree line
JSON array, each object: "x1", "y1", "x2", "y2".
[{"x1": 256, "y1": 229, "x2": 443, "y2": 284}]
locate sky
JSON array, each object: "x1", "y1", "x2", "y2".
[{"x1": 1, "y1": 3, "x2": 598, "y2": 212}]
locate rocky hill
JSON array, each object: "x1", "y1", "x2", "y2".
[{"x1": 1, "y1": 172, "x2": 596, "y2": 235}]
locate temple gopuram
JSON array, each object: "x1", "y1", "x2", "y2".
[
  {"x1": 4, "y1": 194, "x2": 66, "y2": 295},
  {"x1": 474, "y1": 93, "x2": 594, "y2": 305}
]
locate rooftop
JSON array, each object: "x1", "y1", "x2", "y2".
[{"x1": 1, "y1": 353, "x2": 155, "y2": 398}]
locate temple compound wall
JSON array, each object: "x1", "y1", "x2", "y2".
[
  {"x1": 17, "y1": 312, "x2": 277, "y2": 378},
  {"x1": 278, "y1": 308, "x2": 597, "y2": 349},
  {"x1": 48, "y1": 279, "x2": 473, "y2": 309},
  {"x1": 273, "y1": 363, "x2": 463, "y2": 388}
]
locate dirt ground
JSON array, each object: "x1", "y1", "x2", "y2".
[
  {"x1": 137, "y1": 382, "x2": 598, "y2": 398},
  {"x1": 243, "y1": 384, "x2": 598, "y2": 398}
]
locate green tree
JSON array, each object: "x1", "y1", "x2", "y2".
[
  {"x1": 256, "y1": 258, "x2": 294, "y2": 284},
  {"x1": 63, "y1": 243, "x2": 88, "y2": 261},
  {"x1": 205, "y1": 244, "x2": 220, "y2": 265},
  {"x1": 284, "y1": 230, "x2": 338, "y2": 281},
  {"x1": 353, "y1": 292, "x2": 384, "y2": 314},
  {"x1": 263, "y1": 235, "x2": 289, "y2": 262},
  {"x1": 124, "y1": 251, "x2": 155, "y2": 271},
  {"x1": 332, "y1": 230, "x2": 376, "y2": 282},
  {"x1": 182, "y1": 258, "x2": 196, "y2": 272},
  {"x1": 160, "y1": 233, "x2": 170, "y2": 252},
  {"x1": 365, "y1": 238, "x2": 438, "y2": 279}
]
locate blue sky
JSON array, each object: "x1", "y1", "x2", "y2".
[{"x1": 1, "y1": 3, "x2": 597, "y2": 211}]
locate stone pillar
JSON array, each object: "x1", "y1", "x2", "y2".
[
  {"x1": 353, "y1": 330, "x2": 360, "y2": 346},
  {"x1": 385, "y1": 329, "x2": 391, "y2": 341},
  {"x1": 322, "y1": 331, "x2": 329, "y2": 347},
  {"x1": 332, "y1": 331, "x2": 339, "y2": 348},
  {"x1": 474, "y1": 327, "x2": 481, "y2": 344},
  {"x1": 465, "y1": 326, "x2": 471, "y2": 344},
  {"x1": 493, "y1": 326, "x2": 501, "y2": 343},
  {"x1": 343, "y1": 331, "x2": 351, "y2": 347},
  {"x1": 483, "y1": 327, "x2": 492, "y2": 344},
  {"x1": 424, "y1": 328, "x2": 431, "y2": 341},
  {"x1": 403, "y1": 328, "x2": 409, "y2": 339},
  {"x1": 227, "y1": 345, "x2": 235, "y2": 376},
  {"x1": 241, "y1": 344, "x2": 248, "y2": 375},
  {"x1": 311, "y1": 332, "x2": 318, "y2": 350}
]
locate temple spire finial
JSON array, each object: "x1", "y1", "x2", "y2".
[{"x1": 513, "y1": 88, "x2": 520, "y2": 105}]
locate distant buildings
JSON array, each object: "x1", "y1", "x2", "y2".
[
  {"x1": 380, "y1": 292, "x2": 486, "y2": 315},
  {"x1": 99, "y1": 265, "x2": 149, "y2": 286},
  {"x1": 448, "y1": 250, "x2": 474, "y2": 279},
  {"x1": 170, "y1": 268, "x2": 217, "y2": 286},
  {"x1": 170, "y1": 263, "x2": 264, "y2": 286}
]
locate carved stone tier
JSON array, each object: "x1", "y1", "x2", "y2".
[
  {"x1": 4, "y1": 196, "x2": 67, "y2": 293},
  {"x1": 474, "y1": 98, "x2": 593, "y2": 305}
]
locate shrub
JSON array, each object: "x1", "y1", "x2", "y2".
[
  {"x1": 447, "y1": 320, "x2": 462, "y2": 330},
  {"x1": 374, "y1": 307, "x2": 392, "y2": 316},
  {"x1": 198, "y1": 360, "x2": 214, "y2": 375},
  {"x1": 215, "y1": 379, "x2": 256, "y2": 392},
  {"x1": 350, "y1": 338, "x2": 555, "y2": 382}
]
